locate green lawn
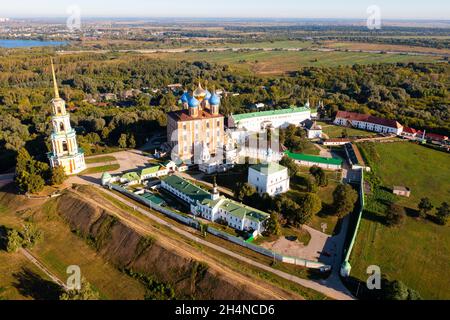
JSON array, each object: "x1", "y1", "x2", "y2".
[
  {"x1": 359, "y1": 142, "x2": 450, "y2": 208},
  {"x1": 81, "y1": 164, "x2": 120, "y2": 175},
  {"x1": 85, "y1": 156, "x2": 117, "y2": 164},
  {"x1": 318, "y1": 122, "x2": 376, "y2": 139},
  {"x1": 350, "y1": 142, "x2": 450, "y2": 299}
]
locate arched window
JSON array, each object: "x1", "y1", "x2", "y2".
[
  {"x1": 59, "y1": 122, "x2": 65, "y2": 132},
  {"x1": 62, "y1": 141, "x2": 68, "y2": 152},
  {"x1": 57, "y1": 107, "x2": 61, "y2": 114}
]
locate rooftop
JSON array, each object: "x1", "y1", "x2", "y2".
[
  {"x1": 168, "y1": 109, "x2": 224, "y2": 122},
  {"x1": 285, "y1": 151, "x2": 343, "y2": 166},
  {"x1": 141, "y1": 166, "x2": 160, "y2": 176},
  {"x1": 231, "y1": 106, "x2": 311, "y2": 122},
  {"x1": 161, "y1": 175, "x2": 211, "y2": 203},
  {"x1": 219, "y1": 199, "x2": 270, "y2": 223},
  {"x1": 250, "y1": 163, "x2": 287, "y2": 175},
  {"x1": 336, "y1": 111, "x2": 403, "y2": 129}
]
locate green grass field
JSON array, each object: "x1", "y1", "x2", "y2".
[
  {"x1": 359, "y1": 142, "x2": 450, "y2": 208},
  {"x1": 318, "y1": 122, "x2": 377, "y2": 139},
  {"x1": 81, "y1": 164, "x2": 120, "y2": 175},
  {"x1": 150, "y1": 50, "x2": 441, "y2": 75},
  {"x1": 350, "y1": 142, "x2": 450, "y2": 299},
  {"x1": 85, "y1": 156, "x2": 117, "y2": 164}
]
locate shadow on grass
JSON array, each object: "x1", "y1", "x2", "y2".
[
  {"x1": 0, "y1": 225, "x2": 10, "y2": 251},
  {"x1": 12, "y1": 267, "x2": 63, "y2": 300}
]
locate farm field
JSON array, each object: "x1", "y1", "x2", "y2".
[
  {"x1": 147, "y1": 50, "x2": 441, "y2": 75},
  {"x1": 322, "y1": 40, "x2": 450, "y2": 56},
  {"x1": 350, "y1": 142, "x2": 450, "y2": 299}
]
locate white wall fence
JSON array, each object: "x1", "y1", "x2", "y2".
[{"x1": 106, "y1": 183, "x2": 330, "y2": 270}]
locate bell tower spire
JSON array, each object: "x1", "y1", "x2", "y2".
[{"x1": 51, "y1": 58, "x2": 60, "y2": 99}]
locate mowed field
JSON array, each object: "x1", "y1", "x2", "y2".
[
  {"x1": 148, "y1": 50, "x2": 441, "y2": 76},
  {"x1": 351, "y1": 142, "x2": 450, "y2": 299}
]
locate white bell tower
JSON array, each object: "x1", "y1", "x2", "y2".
[{"x1": 48, "y1": 59, "x2": 86, "y2": 175}]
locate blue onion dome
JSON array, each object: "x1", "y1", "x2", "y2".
[
  {"x1": 210, "y1": 92, "x2": 221, "y2": 106},
  {"x1": 204, "y1": 89, "x2": 212, "y2": 101},
  {"x1": 188, "y1": 95, "x2": 200, "y2": 108},
  {"x1": 181, "y1": 91, "x2": 190, "y2": 103}
]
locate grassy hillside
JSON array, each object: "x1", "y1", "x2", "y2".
[{"x1": 350, "y1": 142, "x2": 450, "y2": 299}]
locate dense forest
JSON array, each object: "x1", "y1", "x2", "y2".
[{"x1": 0, "y1": 48, "x2": 448, "y2": 172}]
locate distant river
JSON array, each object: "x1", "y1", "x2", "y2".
[{"x1": 0, "y1": 39, "x2": 68, "y2": 48}]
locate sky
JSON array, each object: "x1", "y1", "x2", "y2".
[{"x1": 1, "y1": 0, "x2": 449, "y2": 20}]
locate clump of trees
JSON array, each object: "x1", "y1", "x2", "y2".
[
  {"x1": 14, "y1": 148, "x2": 67, "y2": 194},
  {"x1": 309, "y1": 166, "x2": 328, "y2": 187},
  {"x1": 417, "y1": 198, "x2": 449, "y2": 226},
  {"x1": 5, "y1": 222, "x2": 43, "y2": 253},
  {"x1": 59, "y1": 278, "x2": 100, "y2": 300},
  {"x1": 386, "y1": 203, "x2": 406, "y2": 227},
  {"x1": 332, "y1": 184, "x2": 358, "y2": 218}
]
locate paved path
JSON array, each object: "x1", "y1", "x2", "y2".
[
  {"x1": 20, "y1": 248, "x2": 67, "y2": 290},
  {"x1": 0, "y1": 173, "x2": 14, "y2": 189},
  {"x1": 97, "y1": 185, "x2": 354, "y2": 300}
]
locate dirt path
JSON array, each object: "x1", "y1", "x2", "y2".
[
  {"x1": 20, "y1": 248, "x2": 67, "y2": 290},
  {"x1": 70, "y1": 188, "x2": 293, "y2": 300}
]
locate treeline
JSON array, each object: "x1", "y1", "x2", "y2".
[{"x1": 0, "y1": 51, "x2": 448, "y2": 172}]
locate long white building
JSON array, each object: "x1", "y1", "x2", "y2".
[
  {"x1": 229, "y1": 105, "x2": 313, "y2": 132},
  {"x1": 334, "y1": 111, "x2": 403, "y2": 135},
  {"x1": 161, "y1": 175, "x2": 270, "y2": 235}
]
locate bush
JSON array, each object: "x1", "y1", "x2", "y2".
[
  {"x1": 6, "y1": 229, "x2": 23, "y2": 253},
  {"x1": 385, "y1": 204, "x2": 406, "y2": 227}
]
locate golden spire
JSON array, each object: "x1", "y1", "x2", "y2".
[{"x1": 50, "y1": 58, "x2": 60, "y2": 99}]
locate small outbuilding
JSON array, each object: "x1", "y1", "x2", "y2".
[{"x1": 393, "y1": 186, "x2": 411, "y2": 198}]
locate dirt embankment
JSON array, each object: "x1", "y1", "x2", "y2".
[{"x1": 54, "y1": 192, "x2": 273, "y2": 300}]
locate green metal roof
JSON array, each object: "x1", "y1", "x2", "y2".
[
  {"x1": 231, "y1": 106, "x2": 310, "y2": 122},
  {"x1": 121, "y1": 172, "x2": 141, "y2": 181},
  {"x1": 285, "y1": 151, "x2": 343, "y2": 166},
  {"x1": 250, "y1": 163, "x2": 287, "y2": 175},
  {"x1": 219, "y1": 199, "x2": 269, "y2": 223},
  {"x1": 141, "y1": 166, "x2": 160, "y2": 176},
  {"x1": 161, "y1": 175, "x2": 210, "y2": 202},
  {"x1": 142, "y1": 193, "x2": 166, "y2": 206}
]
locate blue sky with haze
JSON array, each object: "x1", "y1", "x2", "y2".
[{"x1": 1, "y1": 0, "x2": 449, "y2": 19}]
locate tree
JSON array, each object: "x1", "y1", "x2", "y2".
[
  {"x1": 21, "y1": 222, "x2": 43, "y2": 249},
  {"x1": 6, "y1": 229, "x2": 23, "y2": 253},
  {"x1": 305, "y1": 176, "x2": 318, "y2": 193},
  {"x1": 280, "y1": 156, "x2": 299, "y2": 178},
  {"x1": 386, "y1": 204, "x2": 406, "y2": 227},
  {"x1": 436, "y1": 202, "x2": 450, "y2": 226},
  {"x1": 234, "y1": 182, "x2": 256, "y2": 202},
  {"x1": 297, "y1": 193, "x2": 322, "y2": 225},
  {"x1": 118, "y1": 133, "x2": 127, "y2": 149},
  {"x1": 309, "y1": 166, "x2": 328, "y2": 187},
  {"x1": 16, "y1": 172, "x2": 45, "y2": 194},
  {"x1": 383, "y1": 279, "x2": 421, "y2": 300},
  {"x1": 59, "y1": 278, "x2": 100, "y2": 300},
  {"x1": 127, "y1": 134, "x2": 136, "y2": 149},
  {"x1": 15, "y1": 147, "x2": 32, "y2": 175},
  {"x1": 418, "y1": 198, "x2": 433, "y2": 219},
  {"x1": 50, "y1": 165, "x2": 67, "y2": 186},
  {"x1": 264, "y1": 211, "x2": 282, "y2": 236},
  {"x1": 332, "y1": 184, "x2": 358, "y2": 218}
]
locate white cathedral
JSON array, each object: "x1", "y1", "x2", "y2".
[{"x1": 47, "y1": 60, "x2": 86, "y2": 175}]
